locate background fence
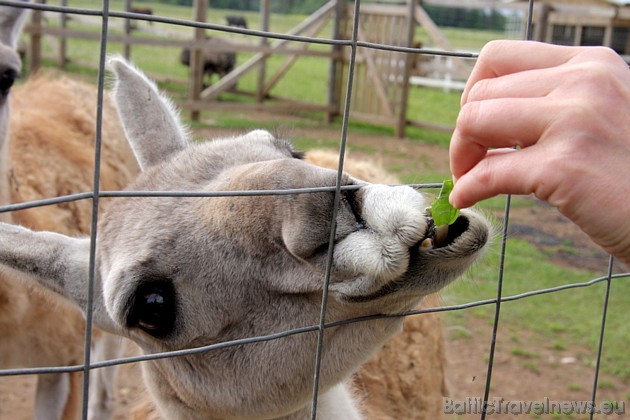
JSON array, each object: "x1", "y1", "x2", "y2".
[
  {"x1": 18, "y1": 0, "x2": 529, "y2": 138},
  {"x1": 0, "y1": 0, "x2": 628, "y2": 419}
]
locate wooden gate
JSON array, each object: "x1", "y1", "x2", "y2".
[
  {"x1": 24, "y1": 0, "x2": 467, "y2": 137},
  {"x1": 337, "y1": 1, "x2": 418, "y2": 137}
]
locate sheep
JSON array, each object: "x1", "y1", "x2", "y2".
[
  {"x1": 129, "y1": 6, "x2": 153, "y2": 28},
  {"x1": 225, "y1": 15, "x2": 248, "y2": 29},
  {"x1": 130, "y1": 6, "x2": 153, "y2": 18},
  {"x1": 179, "y1": 16, "x2": 244, "y2": 88},
  {"x1": 0, "y1": 55, "x2": 491, "y2": 418},
  {"x1": 0, "y1": 2, "x2": 137, "y2": 419},
  {"x1": 180, "y1": 37, "x2": 236, "y2": 88}
]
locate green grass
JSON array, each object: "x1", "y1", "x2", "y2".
[
  {"x1": 522, "y1": 360, "x2": 540, "y2": 374},
  {"x1": 511, "y1": 347, "x2": 540, "y2": 359},
  {"x1": 443, "y1": 238, "x2": 630, "y2": 381},
  {"x1": 65, "y1": 0, "x2": 315, "y2": 34},
  {"x1": 29, "y1": 1, "x2": 470, "y2": 145},
  {"x1": 552, "y1": 342, "x2": 565, "y2": 351},
  {"x1": 598, "y1": 380, "x2": 615, "y2": 390},
  {"x1": 416, "y1": 26, "x2": 514, "y2": 51},
  {"x1": 399, "y1": 171, "x2": 450, "y2": 186}
]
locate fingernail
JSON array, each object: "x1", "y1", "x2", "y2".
[{"x1": 448, "y1": 191, "x2": 460, "y2": 209}]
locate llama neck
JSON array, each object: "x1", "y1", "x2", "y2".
[
  {"x1": 280, "y1": 384, "x2": 363, "y2": 420},
  {"x1": 0, "y1": 110, "x2": 11, "y2": 223}
]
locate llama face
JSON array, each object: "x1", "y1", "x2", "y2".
[
  {"x1": 0, "y1": 2, "x2": 25, "y2": 219},
  {"x1": 99, "y1": 60, "x2": 490, "y2": 417},
  {"x1": 97, "y1": 134, "x2": 490, "y2": 419},
  {"x1": 0, "y1": 58, "x2": 491, "y2": 418},
  {"x1": 99, "y1": 131, "x2": 489, "y2": 345},
  {"x1": 0, "y1": 26, "x2": 21, "y2": 153}
]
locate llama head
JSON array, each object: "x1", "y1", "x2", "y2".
[
  {"x1": 0, "y1": 1, "x2": 26, "y2": 220},
  {"x1": 0, "y1": 1, "x2": 24, "y2": 151},
  {"x1": 0, "y1": 57, "x2": 491, "y2": 418}
]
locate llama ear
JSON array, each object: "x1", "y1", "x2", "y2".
[
  {"x1": 0, "y1": 0, "x2": 30, "y2": 49},
  {"x1": 0, "y1": 223, "x2": 113, "y2": 329},
  {"x1": 107, "y1": 56, "x2": 189, "y2": 171}
]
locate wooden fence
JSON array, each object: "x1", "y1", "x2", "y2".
[{"x1": 24, "y1": 0, "x2": 471, "y2": 137}]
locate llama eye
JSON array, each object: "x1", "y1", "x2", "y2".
[
  {"x1": 127, "y1": 280, "x2": 177, "y2": 338},
  {"x1": 0, "y1": 69, "x2": 17, "y2": 97}
]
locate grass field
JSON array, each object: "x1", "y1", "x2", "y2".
[
  {"x1": 26, "y1": 0, "x2": 629, "y2": 387},
  {"x1": 446, "y1": 238, "x2": 630, "y2": 382},
  {"x1": 31, "y1": 0, "x2": 499, "y2": 147}
]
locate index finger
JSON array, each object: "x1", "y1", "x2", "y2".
[{"x1": 462, "y1": 40, "x2": 583, "y2": 105}]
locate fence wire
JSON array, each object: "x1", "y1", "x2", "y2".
[{"x1": 0, "y1": 0, "x2": 627, "y2": 419}]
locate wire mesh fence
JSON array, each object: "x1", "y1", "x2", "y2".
[{"x1": 0, "y1": 0, "x2": 628, "y2": 419}]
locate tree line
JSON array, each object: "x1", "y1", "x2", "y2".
[
  {"x1": 141, "y1": 0, "x2": 507, "y2": 31},
  {"x1": 144, "y1": 0, "x2": 327, "y2": 14}
]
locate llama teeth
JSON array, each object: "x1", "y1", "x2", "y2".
[
  {"x1": 420, "y1": 238, "x2": 433, "y2": 249},
  {"x1": 435, "y1": 225, "x2": 449, "y2": 247}
]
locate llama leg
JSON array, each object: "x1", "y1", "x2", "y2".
[
  {"x1": 34, "y1": 373, "x2": 70, "y2": 420},
  {"x1": 280, "y1": 384, "x2": 363, "y2": 420},
  {"x1": 88, "y1": 333, "x2": 123, "y2": 420},
  {"x1": 315, "y1": 384, "x2": 363, "y2": 420}
]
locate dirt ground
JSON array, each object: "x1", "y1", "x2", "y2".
[{"x1": 1, "y1": 113, "x2": 627, "y2": 419}]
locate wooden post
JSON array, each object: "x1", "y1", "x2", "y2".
[
  {"x1": 395, "y1": 0, "x2": 417, "y2": 138},
  {"x1": 189, "y1": 0, "x2": 207, "y2": 122},
  {"x1": 533, "y1": 3, "x2": 551, "y2": 42},
  {"x1": 603, "y1": 22, "x2": 613, "y2": 48},
  {"x1": 200, "y1": 1, "x2": 336, "y2": 101},
  {"x1": 260, "y1": 15, "x2": 330, "y2": 98},
  {"x1": 124, "y1": 0, "x2": 132, "y2": 59},
  {"x1": 257, "y1": 0, "x2": 270, "y2": 103},
  {"x1": 59, "y1": 0, "x2": 68, "y2": 68},
  {"x1": 326, "y1": 0, "x2": 344, "y2": 123},
  {"x1": 575, "y1": 25, "x2": 583, "y2": 46},
  {"x1": 414, "y1": 5, "x2": 473, "y2": 79},
  {"x1": 29, "y1": 0, "x2": 44, "y2": 74}
]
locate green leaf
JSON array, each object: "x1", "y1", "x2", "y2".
[{"x1": 430, "y1": 179, "x2": 460, "y2": 226}]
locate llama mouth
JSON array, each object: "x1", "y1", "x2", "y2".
[
  {"x1": 343, "y1": 212, "x2": 488, "y2": 304},
  {"x1": 417, "y1": 215, "x2": 469, "y2": 250},
  {"x1": 343, "y1": 214, "x2": 479, "y2": 303}
]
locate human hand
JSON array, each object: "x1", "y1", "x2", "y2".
[{"x1": 449, "y1": 40, "x2": 630, "y2": 265}]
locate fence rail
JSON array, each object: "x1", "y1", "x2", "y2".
[{"x1": 20, "y1": 0, "x2": 483, "y2": 137}]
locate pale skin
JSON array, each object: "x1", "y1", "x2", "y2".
[{"x1": 449, "y1": 40, "x2": 630, "y2": 266}]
